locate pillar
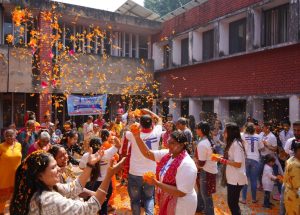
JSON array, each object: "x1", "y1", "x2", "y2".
[
  {"x1": 189, "y1": 98, "x2": 202, "y2": 123},
  {"x1": 169, "y1": 99, "x2": 181, "y2": 121},
  {"x1": 289, "y1": 95, "x2": 300, "y2": 124},
  {"x1": 214, "y1": 98, "x2": 229, "y2": 125}
]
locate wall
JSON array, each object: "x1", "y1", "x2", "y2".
[{"x1": 155, "y1": 43, "x2": 300, "y2": 98}]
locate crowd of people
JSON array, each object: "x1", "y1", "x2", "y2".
[{"x1": 0, "y1": 107, "x2": 299, "y2": 215}]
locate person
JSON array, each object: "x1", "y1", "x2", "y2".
[
  {"x1": 212, "y1": 124, "x2": 225, "y2": 155},
  {"x1": 284, "y1": 121, "x2": 300, "y2": 157},
  {"x1": 92, "y1": 124, "x2": 101, "y2": 138},
  {"x1": 40, "y1": 113, "x2": 54, "y2": 129},
  {"x1": 17, "y1": 120, "x2": 37, "y2": 158},
  {"x1": 0, "y1": 129, "x2": 22, "y2": 214},
  {"x1": 48, "y1": 144, "x2": 76, "y2": 183},
  {"x1": 83, "y1": 116, "x2": 94, "y2": 142},
  {"x1": 215, "y1": 123, "x2": 247, "y2": 215},
  {"x1": 111, "y1": 113, "x2": 124, "y2": 138},
  {"x1": 125, "y1": 109, "x2": 163, "y2": 215},
  {"x1": 94, "y1": 112, "x2": 106, "y2": 129},
  {"x1": 195, "y1": 122, "x2": 217, "y2": 215},
  {"x1": 9, "y1": 149, "x2": 126, "y2": 215},
  {"x1": 28, "y1": 131, "x2": 51, "y2": 155},
  {"x1": 283, "y1": 141, "x2": 300, "y2": 215},
  {"x1": 167, "y1": 113, "x2": 173, "y2": 122},
  {"x1": 162, "y1": 121, "x2": 176, "y2": 149},
  {"x1": 133, "y1": 129, "x2": 197, "y2": 215},
  {"x1": 240, "y1": 122, "x2": 264, "y2": 204},
  {"x1": 262, "y1": 154, "x2": 278, "y2": 208},
  {"x1": 79, "y1": 136, "x2": 121, "y2": 215},
  {"x1": 61, "y1": 130, "x2": 82, "y2": 165},
  {"x1": 279, "y1": 120, "x2": 294, "y2": 148},
  {"x1": 176, "y1": 117, "x2": 194, "y2": 156}
]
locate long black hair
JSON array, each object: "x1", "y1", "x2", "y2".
[
  {"x1": 89, "y1": 137, "x2": 102, "y2": 184},
  {"x1": 224, "y1": 122, "x2": 245, "y2": 159},
  {"x1": 170, "y1": 130, "x2": 188, "y2": 152},
  {"x1": 197, "y1": 121, "x2": 215, "y2": 152},
  {"x1": 61, "y1": 129, "x2": 78, "y2": 145},
  {"x1": 10, "y1": 151, "x2": 53, "y2": 215}
]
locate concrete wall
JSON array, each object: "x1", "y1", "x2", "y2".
[
  {"x1": 59, "y1": 54, "x2": 154, "y2": 95},
  {"x1": 8, "y1": 48, "x2": 33, "y2": 93},
  {"x1": 0, "y1": 47, "x2": 8, "y2": 92}
]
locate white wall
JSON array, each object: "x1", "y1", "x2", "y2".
[
  {"x1": 172, "y1": 38, "x2": 181, "y2": 66},
  {"x1": 289, "y1": 95, "x2": 300, "y2": 124},
  {"x1": 169, "y1": 99, "x2": 181, "y2": 121},
  {"x1": 153, "y1": 42, "x2": 164, "y2": 70},
  {"x1": 253, "y1": 98, "x2": 264, "y2": 121},
  {"x1": 219, "y1": 21, "x2": 229, "y2": 55},
  {"x1": 188, "y1": 31, "x2": 193, "y2": 63},
  {"x1": 214, "y1": 98, "x2": 229, "y2": 124},
  {"x1": 253, "y1": 8, "x2": 262, "y2": 47},
  {"x1": 189, "y1": 98, "x2": 202, "y2": 123},
  {"x1": 192, "y1": 31, "x2": 202, "y2": 61}
]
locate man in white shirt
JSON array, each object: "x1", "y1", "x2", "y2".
[
  {"x1": 126, "y1": 109, "x2": 163, "y2": 215},
  {"x1": 279, "y1": 120, "x2": 294, "y2": 148},
  {"x1": 284, "y1": 121, "x2": 300, "y2": 157},
  {"x1": 83, "y1": 116, "x2": 94, "y2": 141}
]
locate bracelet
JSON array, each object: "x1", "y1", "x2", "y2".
[
  {"x1": 86, "y1": 163, "x2": 95, "y2": 168},
  {"x1": 220, "y1": 158, "x2": 228, "y2": 165},
  {"x1": 97, "y1": 188, "x2": 108, "y2": 195}
]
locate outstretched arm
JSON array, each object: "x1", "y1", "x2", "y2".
[{"x1": 133, "y1": 133, "x2": 156, "y2": 161}]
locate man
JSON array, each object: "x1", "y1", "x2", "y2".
[
  {"x1": 83, "y1": 116, "x2": 94, "y2": 141},
  {"x1": 111, "y1": 113, "x2": 124, "y2": 138},
  {"x1": 125, "y1": 109, "x2": 163, "y2": 215},
  {"x1": 94, "y1": 112, "x2": 106, "y2": 129},
  {"x1": 41, "y1": 114, "x2": 54, "y2": 129},
  {"x1": 166, "y1": 113, "x2": 173, "y2": 122},
  {"x1": 284, "y1": 121, "x2": 300, "y2": 157},
  {"x1": 17, "y1": 120, "x2": 37, "y2": 158},
  {"x1": 279, "y1": 120, "x2": 294, "y2": 148},
  {"x1": 176, "y1": 117, "x2": 194, "y2": 156}
]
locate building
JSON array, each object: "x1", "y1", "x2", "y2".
[
  {"x1": 0, "y1": 0, "x2": 161, "y2": 131},
  {"x1": 152, "y1": 0, "x2": 300, "y2": 125}
]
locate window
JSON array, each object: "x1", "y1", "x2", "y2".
[
  {"x1": 163, "y1": 45, "x2": 170, "y2": 69},
  {"x1": 229, "y1": 18, "x2": 246, "y2": 54},
  {"x1": 64, "y1": 24, "x2": 74, "y2": 51},
  {"x1": 139, "y1": 35, "x2": 148, "y2": 59},
  {"x1": 181, "y1": 38, "x2": 189, "y2": 65},
  {"x1": 263, "y1": 4, "x2": 289, "y2": 46},
  {"x1": 132, "y1": 34, "x2": 136, "y2": 57},
  {"x1": 125, "y1": 33, "x2": 130, "y2": 57},
  {"x1": 103, "y1": 31, "x2": 111, "y2": 55},
  {"x1": 3, "y1": 14, "x2": 13, "y2": 45},
  {"x1": 202, "y1": 29, "x2": 214, "y2": 60}
]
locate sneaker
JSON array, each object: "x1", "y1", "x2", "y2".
[{"x1": 273, "y1": 194, "x2": 280, "y2": 201}]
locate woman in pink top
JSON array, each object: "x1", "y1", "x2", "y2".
[{"x1": 28, "y1": 131, "x2": 51, "y2": 155}]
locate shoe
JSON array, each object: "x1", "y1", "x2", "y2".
[
  {"x1": 239, "y1": 200, "x2": 246, "y2": 204},
  {"x1": 273, "y1": 194, "x2": 280, "y2": 201}
]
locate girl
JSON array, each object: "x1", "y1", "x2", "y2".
[{"x1": 262, "y1": 154, "x2": 277, "y2": 208}]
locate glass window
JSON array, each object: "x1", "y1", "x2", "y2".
[
  {"x1": 3, "y1": 14, "x2": 13, "y2": 45},
  {"x1": 132, "y1": 34, "x2": 136, "y2": 58},
  {"x1": 125, "y1": 33, "x2": 130, "y2": 57},
  {"x1": 263, "y1": 4, "x2": 289, "y2": 46},
  {"x1": 229, "y1": 18, "x2": 246, "y2": 54},
  {"x1": 202, "y1": 29, "x2": 214, "y2": 60},
  {"x1": 181, "y1": 38, "x2": 189, "y2": 65},
  {"x1": 64, "y1": 24, "x2": 74, "y2": 51}
]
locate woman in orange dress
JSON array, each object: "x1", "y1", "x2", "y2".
[{"x1": 0, "y1": 129, "x2": 22, "y2": 214}]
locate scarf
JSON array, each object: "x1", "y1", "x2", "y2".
[
  {"x1": 156, "y1": 150, "x2": 187, "y2": 215},
  {"x1": 162, "y1": 131, "x2": 170, "y2": 148}
]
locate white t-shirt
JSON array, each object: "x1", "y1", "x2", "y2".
[
  {"x1": 79, "y1": 146, "x2": 118, "y2": 181},
  {"x1": 126, "y1": 125, "x2": 163, "y2": 176},
  {"x1": 262, "y1": 164, "x2": 277, "y2": 191},
  {"x1": 153, "y1": 150, "x2": 197, "y2": 215},
  {"x1": 242, "y1": 133, "x2": 264, "y2": 162},
  {"x1": 226, "y1": 140, "x2": 247, "y2": 186},
  {"x1": 279, "y1": 129, "x2": 294, "y2": 148},
  {"x1": 284, "y1": 137, "x2": 295, "y2": 156},
  {"x1": 260, "y1": 132, "x2": 277, "y2": 156},
  {"x1": 83, "y1": 122, "x2": 93, "y2": 141},
  {"x1": 196, "y1": 138, "x2": 218, "y2": 174}
]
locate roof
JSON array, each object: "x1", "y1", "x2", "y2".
[
  {"x1": 115, "y1": 0, "x2": 161, "y2": 21},
  {"x1": 158, "y1": 0, "x2": 208, "y2": 22}
]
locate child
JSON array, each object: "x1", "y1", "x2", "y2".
[{"x1": 262, "y1": 154, "x2": 278, "y2": 208}]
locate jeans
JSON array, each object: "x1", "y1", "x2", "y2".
[
  {"x1": 227, "y1": 184, "x2": 244, "y2": 215},
  {"x1": 199, "y1": 171, "x2": 215, "y2": 215},
  {"x1": 279, "y1": 185, "x2": 286, "y2": 215},
  {"x1": 86, "y1": 181, "x2": 113, "y2": 215},
  {"x1": 242, "y1": 159, "x2": 259, "y2": 201},
  {"x1": 128, "y1": 174, "x2": 154, "y2": 215},
  {"x1": 263, "y1": 191, "x2": 271, "y2": 207}
]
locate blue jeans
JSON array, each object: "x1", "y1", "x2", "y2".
[
  {"x1": 128, "y1": 174, "x2": 154, "y2": 215},
  {"x1": 263, "y1": 191, "x2": 271, "y2": 207},
  {"x1": 242, "y1": 159, "x2": 259, "y2": 201},
  {"x1": 199, "y1": 171, "x2": 215, "y2": 215}
]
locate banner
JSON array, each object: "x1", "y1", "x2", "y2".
[{"x1": 67, "y1": 94, "x2": 107, "y2": 116}]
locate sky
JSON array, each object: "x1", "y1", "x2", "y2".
[{"x1": 53, "y1": 0, "x2": 144, "y2": 12}]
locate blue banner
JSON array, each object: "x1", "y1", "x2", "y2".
[{"x1": 67, "y1": 94, "x2": 107, "y2": 116}]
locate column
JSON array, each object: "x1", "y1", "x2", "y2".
[
  {"x1": 192, "y1": 31, "x2": 202, "y2": 61},
  {"x1": 288, "y1": 0, "x2": 299, "y2": 42},
  {"x1": 189, "y1": 98, "x2": 202, "y2": 123},
  {"x1": 129, "y1": 33, "x2": 133, "y2": 58},
  {"x1": 148, "y1": 36, "x2": 152, "y2": 60},
  {"x1": 214, "y1": 98, "x2": 229, "y2": 125},
  {"x1": 188, "y1": 31, "x2": 193, "y2": 64},
  {"x1": 253, "y1": 98, "x2": 264, "y2": 122},
  {"x1": 246, "y1": 8, "x2": 255, "y2": 51},
  {"x1": 289, "y1": 95, "x2": 300, "y2": 124},
  {"x1": 172, "y1": 38, "x2": 181, "y2": 66},
  {"x1": 246, "y1": 96, "x2": 253, "y2": 118},
  {"x1": 136, "y1": 34, "x2": 139, "y2": 58},
  {"x1": 169, "y1": 99, "x2": 181, "y2": 121}
]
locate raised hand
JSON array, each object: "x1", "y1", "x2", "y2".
[{"x1": 87, "y1": 147, "x2": 104, "y2": 165}]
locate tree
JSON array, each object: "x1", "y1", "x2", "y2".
[{"x1": 144, "y1": 0, "x2": 191, "y2": 17}]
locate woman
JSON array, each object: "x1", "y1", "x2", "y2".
[
  {"x1": 28, "y1": 131, "x2": 51, "y2": 155},
  {"x1": 188, "y1": 115, "x2": 197, "y2": 140},
  {"x1": 79, "y1": 137, "x2": 121, "y2": 215},
  {"x1": 48, "y1": 144, "x2": 76, "y2": 183},
  {"x1": 215, "y1": 123, "x2": 247, "y2": 215},
  {"x1": 195, "y1": 122, "x2": 217, "y2": 215},
  {"x1": 241, "y1": 122, "x2": 264, "y2": 204},
  {"x1": 9, "y1": 148, "x2": 125, "y2": 215},
  {"x1": 162, "y1": 121, "x2": 176, "y2": 148},
  {"x1": 133, "y1": 129, "x2": 197, "y2": 215},
  {"x1": 283, "y1": 141, "x2": 300, "y2": 214},
  {"x1": 61, "y1": 130, "x2": 82, "y2": 165},
  {"x1": 0, "y1": 129, "x2": 22, "y2": 214}
]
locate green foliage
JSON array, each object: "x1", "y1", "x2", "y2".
[{"x1": 144, "y1": 0, "x2": 191, "y2": 17}]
